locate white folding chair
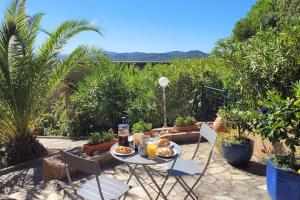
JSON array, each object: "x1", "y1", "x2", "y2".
[
  {"x1": 60, "y1": 150, "x2": 130, "y2": 200},
  {"x1": 164, "y1": 123, "x2": 217, "y2": 200}
]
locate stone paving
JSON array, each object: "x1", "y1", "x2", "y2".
[{"x1": 2, "y1": 142, "x2": 270, "y2": 200}]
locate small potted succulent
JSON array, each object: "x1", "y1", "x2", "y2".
[
  {"x1": 173, "y1": 116, "x2": 199, "y2": 133},
  {"x1": 83, "y1": 129, "x2": 117, "y2": 155},
  {"x1": 253, "y1": 83, "x2": 300, "y2": 200},
  {"x1": 219, "y1": 105, "x2": 254, "y2": 166},
  {"x1": 132, "y1": 120, "x2": 154, "y2": 137}
]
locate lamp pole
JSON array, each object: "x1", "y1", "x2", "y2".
[
  {"x1": 159, "y1": 77, "x2": 169, "y2": 128},
  {"x1": 163, "y1": 87, "x2": 167, "y2": 128}
]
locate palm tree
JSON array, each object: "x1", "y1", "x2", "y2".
[{"x1": 0, "y1": 0, "x2": 102, "y2": 165}]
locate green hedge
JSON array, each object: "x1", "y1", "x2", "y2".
[{"x1": 67, "y1": 57, "x2": 223, "y2": 136}]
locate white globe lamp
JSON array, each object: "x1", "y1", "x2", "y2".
[{"x1": 159, "y1": 77, "x2": 169, "y2": 88}]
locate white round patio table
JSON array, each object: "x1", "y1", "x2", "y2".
[{"x1": 110, "y1": 140, "x2": 182, "y2": 200}]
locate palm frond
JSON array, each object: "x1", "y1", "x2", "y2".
[
  {"x1": 38, "y1": 20, "x2": 101, "y2": 62},
  {"x1": 0, "y1": 0, "x2": 103, "y2": 139},
  {"x1": 28, "y1": 46, "x2": 102, "y2": 131}
]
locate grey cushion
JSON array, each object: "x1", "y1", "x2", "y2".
[{"x1": 77, "y1": 175, "x2": 129, "y2": 200}]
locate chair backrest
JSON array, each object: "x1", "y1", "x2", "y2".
[
  {"x1": 60, "y1": 150, "x2": 101, "y2": 175},
  {"x1": 192, "y1": 123, "x2": 217, "y2": 162},
  {"x1": 199, "y1": 123, "x2": 217, "y2": 146}
]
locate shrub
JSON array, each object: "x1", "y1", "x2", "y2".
[
  {"x1": 253, "y1": 82, "x2": 300, "y2": 170},
  {"x1": 125, "y1": 57, "x2": 223, "y2": 127},
  {"x1": 88, "y1": 129, "x2": 115, "y2": 145},
  {"x1": 69, "y1": 57, "x2": 223, "y2": 135},
  {"x1": 36, "y1": 95, "x2": 72, "y2": 136},
  {"x1": 174, "y1": 116, "x2": 196, "y2": 126},
  {"x1": 218, "y1": 104, "x2": 256, "y2": 144},
  {"x1": 132, "y1": 121, "x2": 152, "y2": 132},
  {"x1": 214, "y1": 26, "x2": 300, "y2": 108},
  {"x1": 70, "y1": 58, "x2": 129, "y2": 136}
]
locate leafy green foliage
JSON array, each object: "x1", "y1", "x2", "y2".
[
  {"x1": 253, "y1": 82, "x2": 300, "y2": 169},
  {"x1": 35, "y1": 95, "x2": 72, "y2": 136},
  {"x1": 214, "y1": 26, "x2": 300, "y2": 107},
  {"x1": 88, "y1": 129, "x2": 114, "y2": 145},
  {"x1": 0, "y1": 0, "x2": 101, "y2": 166},
  {"x1": 132, "y1": 120, "x2": 152, "y2": 132},
  {"x1": 125, "y1": 57, "x2": 223, "y2": 127},
  {"x1": 174, "y1": 116, "x2": 196, "y2": 126},
  {"x1": 233, "y1": 0, "x2": 300, "y2": 41},
  {"x1": 69, "y1": 57, "x2": 223, "y2": 135},
  {"x1": 70, "y1": 58, "x2": 129, "y2": 136},
  {"x1": 218, "y1": 104, "x2": 257, "y2": 141}
]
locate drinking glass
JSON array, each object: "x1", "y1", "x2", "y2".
[
  {"x1": 133, "y1": 132, "x2": 143, "y2": 150},
  {"x1": 147, "y1": 142, "x2": 157, "y2": 159}
]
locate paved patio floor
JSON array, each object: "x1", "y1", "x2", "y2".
[{"x1": 2, "y1": 142, "x2": 270, "y2": 200}]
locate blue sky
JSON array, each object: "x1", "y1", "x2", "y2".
[{"x1": 0, "y1": 0, "x2": 256, "y2": 53}]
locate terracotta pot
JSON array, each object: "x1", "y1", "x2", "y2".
[
  {"x1": 83, "y1": 138, "x2": 118, "y2": 155},
  {"x1": 144, "y1": 131, "x2": 156, "y2": 137},
  {"x1": 172, "y1": 124, "x2": 200, "y2": 133},
  {"x1": 213, "y1": 115, "x2": 229, "y2": 133}
]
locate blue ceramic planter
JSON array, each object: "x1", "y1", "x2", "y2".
[
  {"x1": 266, "y1": 158, "x2": 300, "y2": 200},
  {"x1": 221, "y1": 139, "x2": 253, "y2": 166}
]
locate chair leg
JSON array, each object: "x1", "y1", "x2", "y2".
[
  {"x1": 179, "y1": 177, "x2": 198, "y2": 197},
  {"x1": 175, "y1": 177, "x2": 197, "y2": 200},
  {"x1": 183, "y1": 175, "x2": 203, "y2": 200},
  {"x1": 65, "y1": 165, "x2": 76, "y2": 194},
  {"x1": 166, "y1": 180, "x2": 178, "y2": 197}
]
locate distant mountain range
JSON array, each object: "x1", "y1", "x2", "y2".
[{"x1": 104, "y1": 50, "x2": 208, "y2": 61}]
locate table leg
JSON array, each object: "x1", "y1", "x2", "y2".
[
  {"x1": 127, "y1": 164, "x2": 153, "y2": 200},
  {"x1": 126, "y1": 164, "x2": 137, "y2": 184},
  {"x1": 142, "y1": 165, "x2": 169, "y2": 200}
]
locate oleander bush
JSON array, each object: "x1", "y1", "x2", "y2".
[
  {"x1": 213, "y1": 0, "x2": 300, "y2": 109},
  {"x1": 70, "y1": 58, "x2": 130, "y2": 136},
  {"x1": 68, "y1": 57, "x2": 224, "y2": 136}
]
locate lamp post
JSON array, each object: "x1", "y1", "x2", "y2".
[{"x1": 159, "y1": 77, "x2": 169, "y2": 128}]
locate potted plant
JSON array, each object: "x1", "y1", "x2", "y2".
[
  {"x1": 253, "y1": 83, "x2": 300, "y2": 200},
  {"x1": 219, "y1": 106, "x2": 254, "y2": 166},
  {"x1": 132, "y1": 120, "x2": 154, "y2": 137},
  {"x1": 173, "y1": 116, "x2": 199, "y2": 133},
  {"x1": 213, "y1": 110, "x2": 230, "y2": 133},
  {"x1": 83, "y1": 129, "x2": 117, "y2": 155}
]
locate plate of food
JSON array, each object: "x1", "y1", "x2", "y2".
[
  {"x1": 113, "y1": 146, "x2": 135, "y2": 156},
  {"x1": 156, "y1": 147, "x2": 177, "y2": 158},
  {"x1": 155, "y1": 138, "x2": 174, "y2": 148}
]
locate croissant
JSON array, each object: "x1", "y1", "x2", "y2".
[
  {"x1": 156, "y1": 138, "x2": 171, "y2": 147},
  {"x1": 115, "y1": 146, "x2": 133, "y2": 154},
  {"x1": 157, "y1": 147, "x2": 174, "y2": 156}
]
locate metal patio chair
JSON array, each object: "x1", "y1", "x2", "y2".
[
  {"x1": 60, "y1": 150, "x2": 130, "y2": 200},
  {"x1": 164, "y1": 123, "x2": 217, "y2": 200}
]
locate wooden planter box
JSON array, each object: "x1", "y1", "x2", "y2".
[
  {"x1": 172, "y1": 124, "x2": 200, "y2": 133},
  {"x1": 43, "y1": 157, "x2": 77, "y2": 182},
  {"x1": 43, "y1": 151, "x2": 117, "y2": 182},
  {"x1": 83, "y1": 139, "x2": 118, "y2": 155}
]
